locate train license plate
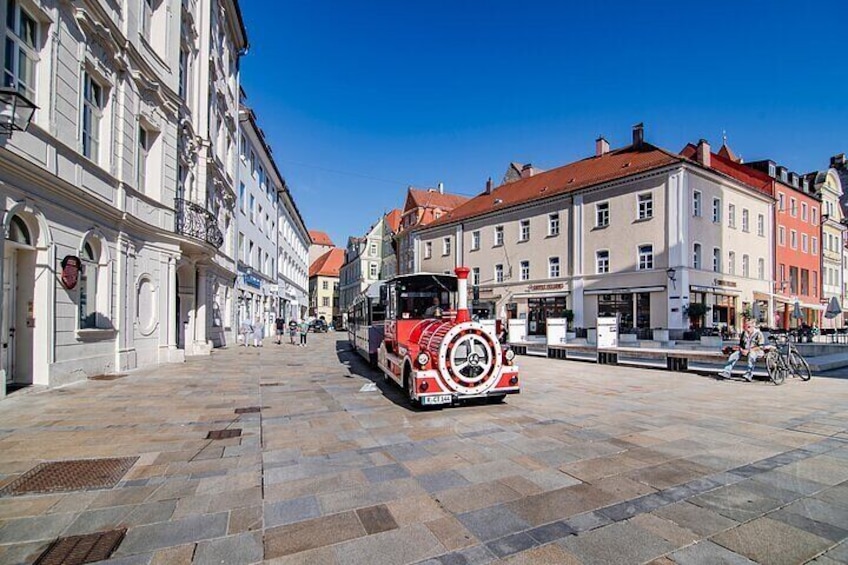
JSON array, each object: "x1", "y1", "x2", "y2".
[{"x1": 422, "y1": 394, "x2": 452, "y2": 405}]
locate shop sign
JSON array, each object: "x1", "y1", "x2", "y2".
[
  {"x1": 60, "y1": 255, "x2": 81, "y2": 290},
  {"x1": 527, "y1": 283, "x2": 564, "y2": 292},
  {"x1": 244, "y1": 274, "x2": 262, "y2": 289},
  {"x1": 713, "y1": 279, "x2": 737, "y2": 288}
]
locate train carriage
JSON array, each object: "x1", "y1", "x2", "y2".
[
  {"x1": 376, "y1": 266, "x2": 519, "y2": 407},
  {"x1": 347, "y1": 282, "x2": 386, "y2": 365}
]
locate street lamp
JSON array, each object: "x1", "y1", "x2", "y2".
[
  {"x1": 666, "y1": 267, "x2": 677, "y2": 289},
  {"x1": 0, "y1": 88, "x2": 37, "y2": 135}
]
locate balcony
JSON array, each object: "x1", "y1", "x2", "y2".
[{"x1": 175, "y1": 198, "x2": 224, "y2": 249}]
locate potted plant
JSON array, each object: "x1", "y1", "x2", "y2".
[
  {"x1": 684, "y1": 302, "x2": 709, "y2": 329},
  {"x1": 562, "y1": 310, "x2": 576, "y2": 341}
]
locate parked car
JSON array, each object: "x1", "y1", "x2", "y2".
[{"x1": 309, "y1": 319, "x2": 328, "y2": 333}]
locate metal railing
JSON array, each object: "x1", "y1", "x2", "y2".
[{"x1": 174, "y1": 198, "x2": 224, "y2": 249}]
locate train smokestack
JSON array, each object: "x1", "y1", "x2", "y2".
[{"x1": 454, "y1": 266, "x2": 470, "y2": 324}]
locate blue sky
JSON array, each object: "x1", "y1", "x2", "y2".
[{"x1": 239, "y1": 1, "x2": 847, "y2": 248}]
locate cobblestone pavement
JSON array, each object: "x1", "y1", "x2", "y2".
[{"x1": 0, "y1": 334, "x2": 846, "y2": 565}]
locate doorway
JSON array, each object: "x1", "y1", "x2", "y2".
[{"x1": 3, "y1": 216, "x2": 35, "y2": 386}]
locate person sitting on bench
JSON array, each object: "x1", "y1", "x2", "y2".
[{"x1": 718, "y1": 319, "x2": 764, "y2": 381}]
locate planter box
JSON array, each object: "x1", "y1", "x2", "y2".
[
  {"x1": 700, "y1": 335, "x2": 723, "y2": 347},
  {"x1": 587, "y1": 329, "x2": 597, "y2": 345},
  {"x1": 565, "y1": 332, "x2": 576, "y2": 342},
  {"x1": 619, "y1": 334, "x2": 638, "y2": 344},
  {"x1": 652, "y1": 329, "x2": 669, "y2": 342}
]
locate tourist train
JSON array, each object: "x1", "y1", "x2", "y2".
[{"x1": 347, "y1": 267, "x2": 519, "y2": 406}]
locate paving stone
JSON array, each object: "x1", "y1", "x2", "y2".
[
  {"x1": 485, "y1": 531, "x2": 538, "y2": 558},
  {"x1": 628, "y1": 512, "x2": 700, "y2": 546},
  {"x1": 456, "y1": 505, "x2": 531, "y2": 542},
  {"x1": 561, "y1": 511, "x2": 613, "y2": 533},
  {"x1": 712, "y1": 517, "x2": 832, "y2": 565},
  {"x1": 417, "y1": 470, "x2": 472, "y2": 493},
  {"x1": 361, "y1": 463, "x2": 411, "y2": 483},
  {"x1": 749, "y1": 469, "x2": 829, "y2": 496},
  {"x1": 670, "y1": 540, "x2": 757, "y2": 564},
  {"x1": 496, "y1": 543, "x2": 583, "y2": 565},
  {"x1": 62, "y1": 505, "x2": 133, "y2": 536},
  {"x1": 560, "y1": 521, "x2": 676, "y2": 565},
  {"x1": 653, "y1": 501, "x2": 739, "y2": 537},
  {"x1": 264, "y1": 510, "x2": 366, "y2": 559},
  {"x1": 779, "y1": 497, "x2": 848, "y2": 531},
  {"x1": 768, "y1": 507, "x2": 848, "y2": 542},
  {"x1": 437, "y1": 544, "x2": 497, "y2": 565},
  {"x1": 193, "y1": 532, "x2": 263, "y2": 565},
  {"x1": 435, "y1": 481, "x2": 523, "y2": 514},
  {"x1": 506, "y1": 483, "x2": 618, "y2": 526},
  {"x1": 356, "y1": 504, "x2": 398, "y2": 535},
  {"x1": 116, "y1": 512, "x2": 229, "y2": 555},
  {"x1": 688, "y1": 483, "x2": 784, "y2": 522},
  {"x1": 779, "y1": 456, "x2": 848, "y2": 486},
  {"x1": 0, "y1": 512, "x2": 77, "y2": 543},
  {"x1": 425, "y1": 516, "x2": 477, "y2": 551},
  {"x1": 332, "y1": 524, "x2": 444, "y2": 565},
  {"x1": 525, "y1": 520, "x2": 576, "y2": 544},
  {"x1": 265, "y1": 495, "x2": 321, "y2": 528}
]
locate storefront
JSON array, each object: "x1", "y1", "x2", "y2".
[
  {"x1": 583, "y1": 286, "x2": 664, "y2": 332},
  {"x1": 690, "y1": 283, "x2": 740, "y2": 331},
  {"x1": 512, "y1": 283, "x2": 569, "y2": 337}
]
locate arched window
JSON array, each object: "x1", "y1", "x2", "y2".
[
  {"x1": 8, "y1": 215, "x2": 31, "y2": 245},
  {"x1": 79, "y1": 241, "x2": 98, "y2": 328}
]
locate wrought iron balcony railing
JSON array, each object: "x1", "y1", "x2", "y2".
[{"x1": 174, "y1": 198, "x2": 224, "y2": 249}]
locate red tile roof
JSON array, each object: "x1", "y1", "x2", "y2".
[
  {"x1": 384, "y1": 209, "x2": 402, "y2": 233},
  {"x1": 680, "y1": 144, "x2": 773, "y2": 196},
  {"x1": 423, "y1": 144, "x2": 681, "y2": 228},
  {"x1": 309, "y1": 248, "x2": 344, "y2": 278},
  {"x1": 406, "y1": 188, "x2": 470, "y2": 213},
  {"x1": 308, "y1": 230, "x2": 334, "y2": 247}
]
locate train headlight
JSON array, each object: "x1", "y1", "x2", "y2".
[
  {"x1": 504, "y1": 349, "x2": 515, "y2": 362},
  {"x1": 417, "y1": 352, "x2": 430, "y2": 367}
]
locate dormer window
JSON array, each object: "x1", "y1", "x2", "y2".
[
  {"x1": 780, "y1": 169, "x2": 788, "y2": 183},
  {"x1": 768, "y1": 163, "x2": 776, "y2": 177},
  {"x1": 790, "y1": 173, "x2": 799, "y2": 187}
]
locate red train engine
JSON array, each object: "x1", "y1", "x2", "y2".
[{"x1": 377, "y1": 267, "x2": 519, "y2": 406}]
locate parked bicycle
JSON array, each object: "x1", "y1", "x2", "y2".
[{"x1": 763, "y1": 334, "x2": 812, "y2": 385}]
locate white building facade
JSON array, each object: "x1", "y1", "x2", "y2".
[
  {"x1": 339, "y1": 216, "x2": 385, "y2": 313},
  {"x1": 276, "y1": 190, "x2": 310, "y2": 324},
  {"x1": 0, "y1": 0, "x2": 246, "y2": 396}
]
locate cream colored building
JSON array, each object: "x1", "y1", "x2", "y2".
[
  {"x1": 308, "y1": 247, "x2": 343, "y2": 323},
  {"x1": 414, "y1": 128, "x2": 774, "y2": 339},
  {"x1": 812, "y1": 168, "x2": 845, "y2": 328}
]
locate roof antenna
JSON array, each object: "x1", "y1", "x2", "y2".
[{"x1": 722, "y1": 129, "x2": 728, "y2": 146}]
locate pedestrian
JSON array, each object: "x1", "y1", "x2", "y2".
[
  {"x1": 252, "y1": 317, "x2": 264, "y2": 347},
  {"x1": 299, "y1": 319, "x2": 309, "y2": 347},
  {"x1": 718, "y1": 319, "x2": 764, "y2": 381},
  {"x1": 275, "y1": 316, "x2": 285, "y2": 345},
  {"x1": 239, "y1": 319, "x2": 251, "y2": 347},
  {"x1": 289, "y1": 319, "x2": 298, "y2": 345}
]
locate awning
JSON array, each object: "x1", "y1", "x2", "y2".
[
  {"x1": 584, "y1": 286, "x2": 665, "y2": 296},
  {"x1": 512, "y1": 291, "x2": 570, "y2": 299},
  {"x1": 753, "y1": 291, "x2": 827, "y2": 311},
  {"x1": 689, "y1": 285, "x2": 741, "y2": 295}
]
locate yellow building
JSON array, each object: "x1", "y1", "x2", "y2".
[{"x1": 309, "y1": 248, "x2": 344, "y2": 324}]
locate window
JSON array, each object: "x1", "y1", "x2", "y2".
[
  {"x1": 442, "y1": 237, "x2": 451, "y2": 256},
  {"x1": 520, "y1": 260, "x2": 530, "y2": 281},
  {"x1": 322, "y1": 296, "x2": 329, "y2": 307},
  {"x1": 548, "y1": 213, "x2": 560, "y2": 236},
  {"x1": 369, "y1": 242, "x2": 377, "y2": 257},
  {"x1": 713, "y1": 248, "x2": 721, "y2": 273},
  {"x1": 693, "y1": 191, "x2": 702, "y2": 217},
  {"x1": 638, "y1": 245, "x2": 653, "y2": 270},
  {"x1": 179, "y1": 48, "x2": 188, "y2": 100},
  {"x1": 137, "y1": 126, "x2": 148, "y2": 192},
  {"x1": 802, "y1": 234, "x2": 809, "y2": 253},
  {"x1": 790, "y1": 198, "x2": 797, "y2": 217},
  {"x1": 780, "y1": 264, "x2": 786, "y2": 286},
  {"x1": 637, "y1": 193, "x2": 653, "y2": 220},
  {"x1": 693, "y1": 243, "x2": 702, "y2": 269},
  {"x1": 424, "y1": 242, "x2": 432, "y2": 259},
  {"x1": 238, "y1": 183, "x2": 245, "y2": 213},
  {"x1": 471, "y1": 230, "x2": 480, "y2": 250},
  {"x1": 728, "y1": 251, "x2": 735, "y2": 275},
  {"x1": 779, "y1": 226, "x2": 785, "y2": 246},
  {"x1": 801, "y1": 202, "x2": 808, "y2": 221},
  {"x1": 519, "y1": 219, "x2": 530, "y2": 241},
  {"x1": 494, "y1": 225, "x2": 504, "y2": 246},
  {"x1": 238, "y1": 232, "x2": 244, "y2": 262},
  {"x1": 790, "y1": 230, "x2": 797, "y2": 250},
  {"x1": 812, "y1": 237, "x2": 818, "y2": 255},
  {"x1": 249, "y1": 195, "x2": 255, "y2": 223},
  {"x1": 596, "y1": 250, "x2": 610, "y2": 274},
  {"x1": 82, "y1": 73, "x2": 104, "y2": 161},
  {"x1": 712, "y1": 198, "x2": 721, "y2": 223},
  {"x1": 549, "y1": 257, "x2": 560, "y2": 278},
  {"x1": 778, "y1": 193, "x2": 785, "y2": 211},
  {"x1": 757, "y1": 214, "x2": 764, "y2": 236},
  {"x1": 742, "y1": 209, "x2": 749, "y2": 232},
  {"x1": 495, "y1": 264, "x2": 504, "y2": 283},
  {"x1": 813, "y1": 271, "x2": 818, "y2": 296},
  {"x1": 4, "y1": 0, "x2": 38, "y2": 101},
  {"x1": 728, "y1": 204, "x2": 736, "y2": 228},
  {"x1": 140, "y1": 0, "x2": 153, "y2": 42},
  {"x1": 322, "y1": 280, "x2": 328, "y2": 290},
  {"x1": 758, "y1": 258, "x2": 765, "y2": 280},
  {"x1": 812, "y1": 208, "x2": 818, "y2": 226},
  {"x1": 257, "y1": 205, "x2": 263, "y2": 231},
  {"x1": 79, "y1": 241, "x2": 98, "y2": 329},
  {"x1": 596, "y1": 202, "x2": 610, "y2": 227},
  {"x1": 472, "y1": 267, "x2": 480, "y2": 286},
  {"x1": 369, "y1": 263, "x2": 377, "y2": 278},
  {"x1": 801, "y1": 269, "x2": 809, "y2": 296},
  {"x1": 742, "y1": 254, "x2": 750, "y2": 278}
]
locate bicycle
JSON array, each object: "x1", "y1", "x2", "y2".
[{"x1": 763, "y1": 334, "x2": 812, "y2": 385}]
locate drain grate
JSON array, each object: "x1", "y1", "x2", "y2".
[
  {"x1": 234, "y1": 407, "x2": 261, "y2": 414},
  {"x1": 206, "y1": 429, "x2": 241, "y2": 440},
  {"x1": 34, "y1": 528, "x2": 126, "y2": 565},
  {"x1": 0, "y1": 457, "x2": 138, "y2": 497},
  {"x1": 88, "y1": 374, "x2": 127, "y2": 381}
]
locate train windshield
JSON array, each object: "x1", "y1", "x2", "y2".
[{"x1": 393, "y1": 274, "x2": 457, "y2": 319}]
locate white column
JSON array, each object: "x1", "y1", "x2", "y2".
[
  {"x1": 195, "y1": 266, "x2": 208, "y2": 346},
  {"x1": 166, "y1": 257, "x2": 177, "y2": 349},
  {"x1": 572, "y1": 195, "x2": 585, "y2": 328}
]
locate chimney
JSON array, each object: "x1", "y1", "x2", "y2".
[
  {"x1": 520, "y1": 163, "x2": 534, "y2": 178},
  {"x1": 696, "y1": 139, "x2": 711, "y2": 168},
  {"x1": 485, "y1": 177, "x2": 493, "y2": 194},
  {"x1": 595, "y1": 136, "x2": 609, "y2": 157},
  {"x1": 632, "y1": 123, "x2": 644, "y2": 148},
  {"x1": 831, "y1": 153, "x2": 846, "y2": 169},
  {"x1": 437, "y1": 182, "x2": 444, "y2": 194}
]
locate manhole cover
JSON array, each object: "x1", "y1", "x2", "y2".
[
  {"x1": 34, "y1": 528, "x2": 126, "y2": 565},
  {"x1": 206, "y1": 429, "x2": 241, "y2": 440},
  {"x1": 0, "y1": 457, "x2": 138, "y2": 497},
  {"x1": 234, "y1": 407, "x2": 261, "y2": 414}
]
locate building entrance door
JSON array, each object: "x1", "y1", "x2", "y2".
[
  {"x1": 3, "y1": 243, "x2": 35, "y2": 386},
  {"x1": 3, "y1": 251, "x2": 16, "y2": 382}
]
